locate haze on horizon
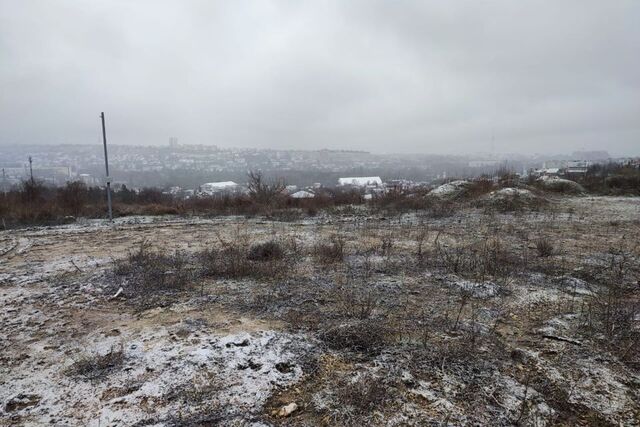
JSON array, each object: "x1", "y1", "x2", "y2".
[{"x1": 1, "y1": 1, "x2": 639, "y2": 156}]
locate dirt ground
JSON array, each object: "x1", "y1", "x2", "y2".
[{"x1": 1, "y1": 196, "x2": 639, "y2": 426}]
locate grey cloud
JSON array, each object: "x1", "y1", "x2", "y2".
[{"x1": 1, "y1": 0, "x2": 638, "y2": 155}]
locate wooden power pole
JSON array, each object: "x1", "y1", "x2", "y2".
[
  {"x1": 100, "y1": 112, "x2": 113, "y2": 221},
  {"x1": 28, "y1": 156, "x2": 34, "y2": 183}
]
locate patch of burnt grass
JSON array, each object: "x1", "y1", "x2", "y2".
[
  {"x1": 66, "y1": 346, "x2": 125, "y2": 380},
  {"x1": 320, "y1": 319, "x2": 393, "y2": 355},
  {"x1": 335, "y1": 372, "x2": 396, "y2": 417}
]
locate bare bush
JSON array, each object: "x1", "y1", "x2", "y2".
[
  {"x1": 380, "y1": 232, "x2": 394, "y2": 256},
  {"x1": 434, "y1": 234, "x2": 519, "y2": 280},
  {"x1": 425, "y1": 199, "x2": 457, "y2": 218},
  {"x1": 535, "y1": 238, "x2": 554, "y2": 257},
  {"x1": 199, "y1": 238, "x2": 290, "y2": 280},
  {"x1": 334, "y1": 282, "x2": 379, "y2": 320},
  {"x1": 56, "y1": 181, "x2": 88, "y2": 216},
  {"x1": 467, "y1": 178, "x2": 495, "y2": 197},
  {"x1": 247, "y1": 240, "x2": 284, "y2": 261},
  {"x1": 66, "y1": 345, "x2": 125, "y2": 380},
  {"x1": 247, "y1": 170, "x2": 286, "y2": 205},
  {"x1": 320, "y1": 319, "x2": 392, "y2": 354},
  {"x1": 584, "y1": 283, "x2": 640, "y2": 366},
  {"x1": 580, "y1": 246, "x2": 640, "y2": 367},
  {"x1": 113, "y1": 242, "x2": 193, "y2": 294},
  {"x1": 335, "y1": 372, "x2": 393, "y2": 417},
  {"x1": 200, "y1": 245, "x2": 254, "y2": 279},
  {"x1": 20, "y1": 179, "x2": 46, "y2": 204},
  {"x1": 313, "y1": 235, "x2": 345, "y2": 264},
  {"x1": 415, "y1": 227, "x2": 429, "y2": 263}
]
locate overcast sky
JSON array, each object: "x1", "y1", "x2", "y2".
[{"x1": 1, "y1": 1, "x2": 639, "y2": 155}]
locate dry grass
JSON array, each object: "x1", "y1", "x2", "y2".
[
  {"x1": 113, "y1": 242, "x2": 193, "y2": 295},
  {"x1": 66, "y1": 345, "x2": 125, "y2": 380},
  {"x1": 312, "y1": 235, "x2": 346, "y2": 264},
  {"x1": 247, "y1": 240, "x2": 285, "y2": 261},
  {"x1": 535, "y1": 237, "x2": 555, "y2": 257},
  {"x1": 320, "y1": 320, "x2": 392, "y2": 354}
]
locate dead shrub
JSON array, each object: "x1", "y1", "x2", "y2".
[
  {"x1": 335, "y1": 372, "x2": 393, "y2": 416},
  {"x1": 164, "y1": 370, "x2": 222, "y2": 405},
  {"x1": 200, "y1": 245, "x2": 253, "y2": 278},
  {"x1": 380, "y1": 232, "x2": 394, "y2": 256},
  {"x1": 113, "y1": 242, "x2": 193, "y2": 294},
  {"x1": 66, "y1": 345, "x2": 125, "y2": 380},
  {"x1": 333, "y1": 280, "x2": 379, "y2": 319},
  {"x1": 313, "y1": 235, "x2": 345, "y2": 264},
  {"x1": 199, "y1": 240, "x2": 288, "y2": 280},
  {"x1": 56, "y1": 181, "x2": 88, "y2": 216},
  {"x1": 467, "y1": 178, "x2": 495, "y2": 197},
  {"x1": 372, "y1": 189, "x2": 432, "y2": 213},
  {"x1": 320, "y1": 319, "x2": 392, "y2": 354},
  {"x1": 247, "y1": 170, "x2": 286, "y2": 205},
  {"x1": 434, "y1": 235, "x2": 519, "y2": 280},
  {"x1": 582, "y1": 283, "x2": 640, "y2": 366},
  {"x1": 535, "y1": 238, "x2": 554, "y2": 257},
  {"x1": 425, "y1": 199, "x2": 457, "y2": 218},
  {"x1": 247, "y1": 240, "x2": 284, "y2": 261},
  {"x1": 580, "y1": 246, "x2": 640, "y2": 367}
]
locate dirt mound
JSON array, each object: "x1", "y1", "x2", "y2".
[
  {"x1": 541, "y1": 177, "x2": 585, "y2": 194},
  {"x1": 481, "y1": 187, "x2": 547, "y2": 211},
  {"x1": 429, "y1": 180, "x2": 473, "y2": 199}
]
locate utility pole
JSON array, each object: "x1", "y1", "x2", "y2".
[
  {"x1": 100, "y1": 112, "x2": 113, "y2": 221},
  {"x1": 28, "y1": 156, "x2": 34, "y2": 183}
]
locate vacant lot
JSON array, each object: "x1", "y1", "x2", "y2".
[{"x1": 1, "y1": 196, "x2": 639, "y2": 426}]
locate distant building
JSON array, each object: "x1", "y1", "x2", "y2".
[
  {"x1": 571, "y1": 151, "x2": 609, "y2": 161},
  {"x1": 337, "y1": 176, "x2": 383, "y2": 187},
  {"x1": 543, "y1": 160, "x2": 565, "y2": 169},
  {"x1": 566, "y1": 160, "x2": 591, "y2": 175},
  {"x1": 199, "y1": 181, "x2": 240, "y2": 195},
  {"x1": 290, "y1": 190, "x2": 315, "y2": 199},
  {"x1": 531, "y1": 168, "x2": 561, "y2": 178},
  {"x1": 78, "y1": 174, "x2": 97, "y2": 186},
  {"x1": 387, "y1": 179, "x2": 416, "y2": 191},
  {"x1": 468, "y1": 160, "x2": 499, "y2": 168}
]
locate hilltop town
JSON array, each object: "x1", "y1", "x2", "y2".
[{"x1": 1, "y1": 144, "x2": 638, "y2": 197}]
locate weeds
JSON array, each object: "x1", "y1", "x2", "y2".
[
  {"x1": 66, "y1": 345, "x2": 125, "y2": 380},
  {"x1": 313, "y1": 235, "x2": 345, "y2": 264},
  {"x1": 580, "y1": 247, "x2": 640, "y2": 367},
  {"x1": 320, "y1": 319, "x2": 392, "y2": 354},
  {"x1": 199, "y1": 244, "x2": 283, "y2": 280},
  {"x1": 113, "y1": 242, "x2": 193, "y2": 294},
  {"x1": 247, "y1": 240, "x2": 285, "y2": 261},
  {"x1": 535, "y1": 238, "x2": 554, "y2": 257}
]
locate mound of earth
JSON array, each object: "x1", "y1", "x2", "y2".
[
  {"x1": 489, "y1": 187, "x2": 535, "y2": 199},
  {"x1": 540, "y1": 177, "x2": 585, "y2": 194},
  {"x1": 482, "y1": 187, "x2": 547, "y2": 211},
  {"x1": 429, "y1": 180, "x2": 473, "y2": 199}
]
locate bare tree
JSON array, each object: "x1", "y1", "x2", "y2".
[{"x1": 247, "y1": 170, "x2": 286, "y2": 204}]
